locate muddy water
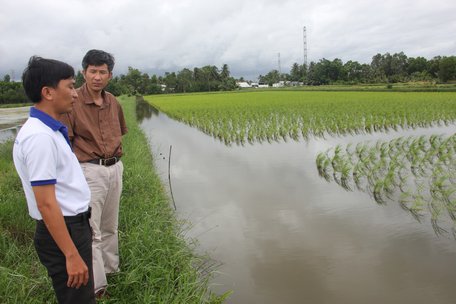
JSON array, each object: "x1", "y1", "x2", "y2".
[
  {"x1": 0, "y1": 106, "x2": 29, "y2": 143},
  {"x1": 0, "y1": 106, "x2": 29, "y2": 129},
  {"x1": 137, "y1": 102, "x2": 456, "y2": 304}
]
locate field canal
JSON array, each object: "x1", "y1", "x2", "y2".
[{"x1": 137, "y1": 97, "x2": 456, "y2": 304}]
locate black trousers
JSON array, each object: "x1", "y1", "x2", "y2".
[{"x1": 34, "y1": 212, "x2": 95, "y2": 304}]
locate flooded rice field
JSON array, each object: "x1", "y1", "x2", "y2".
[{"x1": 137, "y1": 101, "x2": 456, "y2": 304}]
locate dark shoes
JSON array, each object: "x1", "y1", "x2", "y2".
[{"x1": 95, "y1": 288, "x2": 110, "y2": 301}]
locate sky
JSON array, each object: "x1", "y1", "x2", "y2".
[{"x1": 1, "y1": 0, "x2": 455, "y2": 81}]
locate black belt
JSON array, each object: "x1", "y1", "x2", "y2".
[
  {"x1": 64, "y1": 208, "x2": 91, "y2": 224},
  {"x1": 37, "y1": 208, "x2": 91, "y2": 224},
  {"x1": 86, "y1": 156, "x2": 120, "y2": 166}
]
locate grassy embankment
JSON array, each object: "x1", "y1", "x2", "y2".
[{"x1": 0, "y1": 96, "x2": 227, "y2": 303}]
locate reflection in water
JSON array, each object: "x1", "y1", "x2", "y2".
[
  {"x1": 135, "y1": 96, "x2": 158, "y2": 123},
  {"x1": 137, "y1": 100, "x2": 456, "y2": 304},
  {"x1": 316, "y1": 135, "x2": 456, "y2": 236}
]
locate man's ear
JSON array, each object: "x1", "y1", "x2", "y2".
[
  {"x1": 41, "y1": 86, "x2": 53, "y2": 101},
  {"x1": 82, "y1": 70, "x2": 87, "y2": 81}
]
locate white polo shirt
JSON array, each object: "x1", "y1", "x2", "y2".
[{"x1": 13, "y1": 107, "x2": 90, "y2": 220}]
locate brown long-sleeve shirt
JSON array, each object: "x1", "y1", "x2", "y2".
[{"x1": 61, "y1": 84, "x2": 128, "y2": 162}]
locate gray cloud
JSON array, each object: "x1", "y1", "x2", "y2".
[{"x1": 1, "y1": 0, "x2": 455, "y2": 81}]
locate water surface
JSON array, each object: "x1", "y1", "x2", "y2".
[
  {"x1": 0, "y1": 106, "x2": 29, "y2": 143},
  {"x1": 137, "y1": 101, "x2": 456, "y2": 304}
]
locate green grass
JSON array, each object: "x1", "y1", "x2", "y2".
[
  {"x1": 0, "y1": 96, "x2": 227, "y2": 303},
  {"x1": 0, "y1": 140, "x2": 54, "y2": 303},
  {"x1": 145, "y1": 91, "x2": 456, "y2": 145}
]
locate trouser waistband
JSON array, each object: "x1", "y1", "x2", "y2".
[{"x1": 37, "y1": 207, "x2": 91, "y2": 225}]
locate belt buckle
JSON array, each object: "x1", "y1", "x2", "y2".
[{"x1": 103, "y1": 157, "x2": 117, "y2": 166}]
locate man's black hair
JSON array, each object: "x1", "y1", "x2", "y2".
[
  {"x1": 82, "y1": 49, "x2": 115, "y2": 72},
  {"x1": 22, "y1": 56, "x2": 75, "y2": 103}
]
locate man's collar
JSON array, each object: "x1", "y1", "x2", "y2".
[
  {"x1": 80, "y1": 83, "x2": 106, "y2": 105},
  {"x1": 30, "y1": 107, "x2": 72, "y2": 148},
  {"x1": 30, "y1": 107, "x2": 63, "y2": 131}
]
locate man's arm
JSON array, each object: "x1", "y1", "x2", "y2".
[
  {"x1": 117, "y1": 101, "x2": 128, "y2": 135},
  {"x1": 32, "y1": 184, "x2": 88, "y2": 289}
]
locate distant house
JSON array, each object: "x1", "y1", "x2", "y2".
[
  {"x1": 272, "y1": 81, "x2": 285, "y2": 88},
  {"x1": 237, "y1": 81, "x2": 251, "y2": 88},
  {"x1": 258, "y1": 83, "x2": 269, "y2": 88}
]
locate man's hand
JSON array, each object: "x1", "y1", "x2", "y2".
[{"x1": 66, "y1": 253, "x2": 89, "y2": 288}]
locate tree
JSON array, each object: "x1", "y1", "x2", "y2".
[
  {"x1": 389, "y1": 52, "x2": 408, "y2": 82},
  {"x1": 122, "y1": 67, "x2": 143, "y2": 95},
  {"x1": 427, "y1": 56, "x2": 441, "y2": 78},
  {"x1": 176, "y1": 68, "x2": 193, "y2": 93},
  {"x1": 344, "y1": 60, "x2": 363, "y2": 83},
  {"x1": 220, "y1": 64, "x2": 230, "y2": 80},
  {"x1": 0, "y1": 81, "x2": 27, "y2": 104},
  {"x1": 370, "y1": 53, "x2": 387, "y2": 82},
  {"x1": 163, "y1": 72, "x2": 177, "y2": 92},
  {"x1": 438, "y1": 56, "x2": 456, "y2": 82},
  {"x1": 3, "y1": 74, "x2": 10, "y2": 82},
  {"x1": 407, "y1": 56, "x2": 428, "y2": 74},
  {"x1": 75, "y1": 71, "x2": 84, "y2": 87},
  {"x1": 259, "y1": 70, "x2": 280, "y2": 86},
  {"x1": 290, "y1": 63, "x2": 302, "y2": 81}
]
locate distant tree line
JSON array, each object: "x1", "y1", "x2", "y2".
[
  {"x1": 1, "y1": 52, "x2": 456, "y2": 104},
  {"x1": 259, "y1": 52, "x2": 456, "y2": 85},
  {"x1": 75, "y1": 64, "x2": 238, "y2": 96}
]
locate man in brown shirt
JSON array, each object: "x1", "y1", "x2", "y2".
[{"x1": 61, "y1": 50, "x2": 127, "y2": 299}]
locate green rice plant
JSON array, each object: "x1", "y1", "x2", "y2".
[
  {"x1": 317, "y1": 134, "x2": 456, "y2": 236},
  {"x1": 145, "y1": 91, "x2": 456, "y2": 145},
  {"x1": 316, "y1": 151, "x2": 332, "y2": 182}
]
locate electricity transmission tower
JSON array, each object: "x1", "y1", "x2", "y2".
[
  {"x1": 278, "y1": 52, "x2": 282, "y2": 75},
  {"x1": 303, "y1": 26, "x2": 308, "y2": 68}
]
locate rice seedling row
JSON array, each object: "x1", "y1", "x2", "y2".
[
  {"x1": 316, "y1": 134, "x2": 456, "y2": 236},
  {"x1": 145, "y1": 91, "x2": 456, "y2": 145}
]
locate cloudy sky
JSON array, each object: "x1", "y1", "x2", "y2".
[{"x1": 1, "y1": 0, "x2": 455, "y2": 80}]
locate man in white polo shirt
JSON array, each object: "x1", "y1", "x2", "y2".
[{"x1": 13, "y1": 56, "x2": 95, "y2": 303}]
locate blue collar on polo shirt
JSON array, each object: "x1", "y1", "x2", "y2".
[{"x1": 30, "y1": 107, "x2": 72, "y2": 149}]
